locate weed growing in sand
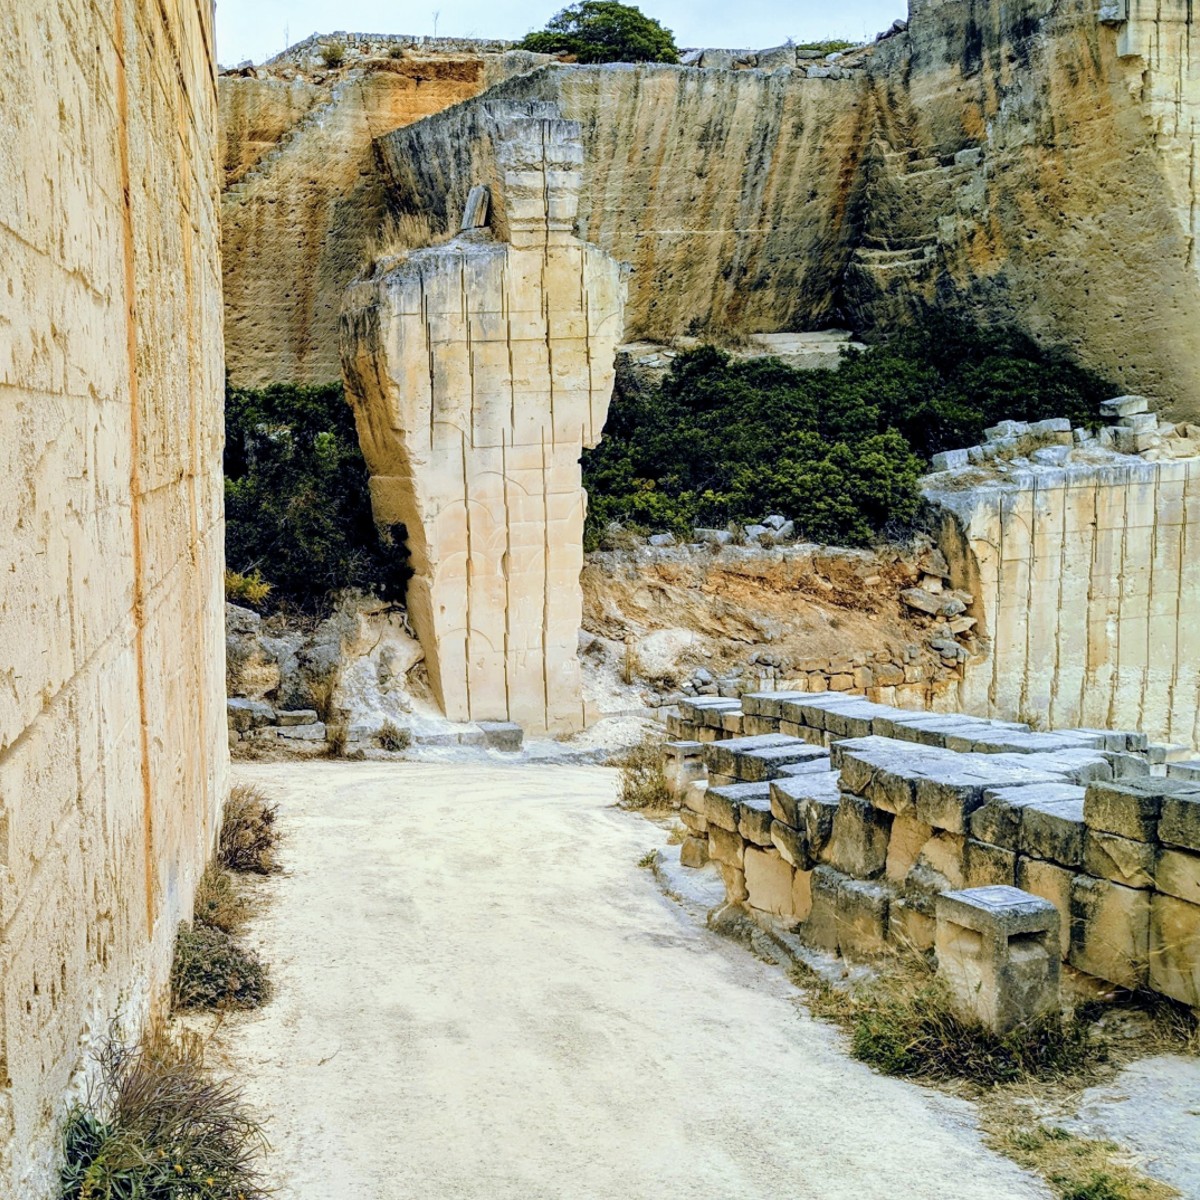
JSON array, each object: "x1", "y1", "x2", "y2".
[
  {"x1": 218, "y1": 785, "x2": 281, "y2": 875},
  {"x1": 637, "y1": 848, "x2": 659, "y2": 869},
  {"x1": 192, "y1": 863, "x2": 250, "y2": 935},
  {"x1": 610, "y1": 738, "x2": 673, "y2": 812},
  {"x1": 60, "y1": 1027, "x2": 270, "y2": 1200},
  {"x1": 377, "y1": 719, "x2": 411, "y2": 752},
  {"x1": 171, "y1": 924, "x2": 271, "y2": 1012}
]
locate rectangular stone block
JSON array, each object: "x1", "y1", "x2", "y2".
[
  {"x1": 838, "y1": 878, "x2": 892, "y2": 960},
  {"x1": 768, "y1": 771, "x2": 838, "y2": 827},
  {"x1": 889, "y1": 898, "x2": 936, "y2": 952},
  {"x1": 741, "y1": 690, "x2": 808, "y2": 719},
  {"x1": 745, "y1": 847, "x2": 795, "y2": 918},
  {"x1": 1016, "y1": 857, "x2": 1074, "y2": 959},
  {"x1": 1155, "y1": 848, "x2": 1200, "y2": 905},
  {"x1": 1160, "y1": 792, "x2": 1200, "y2": 852},
  {"x1": 1084, "y1": 779, "x2": 1166, "y2": 841},
  {"x1": 707, "y1": 825, "x2": 745, "y2": 869},
  {"x1": 971, "y1": 782, "x2": 1085, "y2": 850},
  {"x1": 829, "y1": 794, "x2": 892, "y2": 879},
  {"x1": 1084, "y1": 830, "x2": 1156, "y2": 889},
  {"x1": 680, "y1": 836, "x2": 709, "y2": 868},
  {"x1": 702, "y1": 781, "x2": 768, "y2": 833},
  {"x1": 964, "y1": 840, "x2": 1017, "y2": 888},
  {"x1": 1069, "y1": 877, "x2": 1150, "y2": 988},
  {"x1": 800, "y1": 865, "x2": 846, "y2": 953},
  {"x1": 680, "y1": 807, "x2": 708, "y2": 836},
  {"x1": 715, "y1": 860, "x2": 748, "y2": 904},
  {"x1": 885, "y1": 812, "x2": 934, "y2": 884},
  {"x1": 702, "y1": 732, "x2": 792, "y2": 778},
  {"x1": 1020, "y1": 794, "x2": 1086, "y2": 867},
  {"x1": 792, "y1": 868, "x2": 814, "y2": 921},
  {"x1": 1148, "y1": 894, "x2": 1200, "y2": 1007},
  {"x1": 770, "y1": 821, "x2": 809, "y2": 869},
  {"x1": 737, "y1": 791, "x2": 775, "y2": 847}
]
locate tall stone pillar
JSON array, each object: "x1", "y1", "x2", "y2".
[{"x1": 341, "y1": 106, "x2": 625, "y2": 734}]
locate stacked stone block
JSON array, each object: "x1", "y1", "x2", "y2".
[{"x1": 669, "y1": 695, "x2": 1200, "y2": 1007}]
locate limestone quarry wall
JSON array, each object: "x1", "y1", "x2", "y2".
[
  {"x1": 850, "y1": 0, "x2": 1200, "y2": 413},
  {"x1": 376, "y1": 64, "x2": 872, "y2": 342},
  {"x1": 0, "y1": 0, "x2": 226, "y2": 1191},
  {"x1": 220, "y1": 47, "x2": 549, "y2": 387},
  {"x1": 929, "y1": 456, "x2": 1200, "y2": 747}
]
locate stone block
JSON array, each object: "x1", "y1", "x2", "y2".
[
  {"x1": 1148, "y1": 895, "x2": 1200, "y2": 1007},
  {"x1": 829, "y1": 794, "x2": 892, "y2": 878},
  {"x1": 770, "y1": 821, "x2": 809, "y2": 869},
  {"x1": 1084, "y1": 779, "x2": 1166, "y2": 841},
  {"x1": 1069, "y1": 877, "x2": 1150, "y2": 988},
  {"x1": 702, "y1": 732, "x2": 792, "y2": 778},
  {"x1": 277, "y1": 722, "x2": 327, "y2": 740},
  {"x1": 275, "y1": 708, "x2": 319, "y2": 726},
  {"x1": 769, "y1": 772, "x2": 839, "y2": 846},
  {"x1": 716, "y1": 860, "x2": 748, "y2": 904},
  {"x1": 913, "y1": 831, "x2": 966, "y2": 891},
  {"x1": 1016, "y1": 857, "x2": 1075, "y2": 959},
  {"x1": 702, "y1": 780, "x2": 768, "y2": 833},
  {"x1": 1099, "y1": 394, "x2": 1150, "y2": 418},
  {"x1": 738, "y1": 742, "x2": 830, "y2": 782},
  {"x1": 885, "y1": 812, "x2": 934, "y2": 884},
  {"x1": 680, "y1": 807, "x2": 708, "y2": 836},
  {"x1": 478, "y1": 720, "x2": 523, "y2": 751},
  {"x1": 965, "y1": 840, "x2": 1017, "y2": 888},
  {"x1": 1160, "y1": 792, "x2": 1200, "y2": 852},
  {"x1": 680, "y1": 836, "x2": 709, "y2": 868},
  {"x1": 745, "y1": 847, "x2": 795, "y2": 917},
  {"x1": 971, "y1": 782, "x2": 1085, "y2": 850},
  {"x1": 1020, "y1": 794, "x2": 1086, "y2": 867},
  {"x1": 737, "y1": 792, "x2": 775, "y2": 847},
  {"x1": 662, "y1": 740, "x2": 706, "y2": 797},
  {"x1": 707, "y1": 825, "x2": 745, "y2": 869},
  {"x1": 682, "y1": 780, "x2": 708, "y2": 814},
  {"x1": 1155, "y1": 848, "x2": 1200, "y2": 905},
  {"x1": 838, "y1": 878, "x2": 892, "y2": 959},
  {"x1": 935, "y1": 887, "x2": 1060, "y2": 1032},
  {"x1": 801, "y1": 866, "x2": 846, "y2": 953},
  {"x1": 792, "y1": 868, "x2": 814, "y2": 921},
  {"x1": 889, "y1": 898, "x2": 936, "y2": 952},
  {"x1": 227, "y1": 697, "x2": 275, "y2": 732},
  {"x1": 1084, "y1": 831, "x2": 1156, "y2": 889}
]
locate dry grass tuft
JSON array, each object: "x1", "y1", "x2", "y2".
[
  {"x1": 218, "y1": 785, "x2": 281, "y2": 875},
  {"x1": 60, "y1": 1026, "x2": 270, "y2": 1199},
  {"x1": 989, "y1": 1123, "x2": 1178, "y2": 1200},
  {"x1": 377, "y1": 719, "x2": 411, "y2": 753},
  {"x1": 171, "y1": 924, "x2": 271, "y2": 1012},
  {"x1": 192, "y1": 862, "x2": 250, "y2": 935},
  {"x1": 792, "y1": 961, "x2": 1100, "y2": 1085},
  {"x1": 609, "y1": 738, "x2": 674, "y2": 812}
]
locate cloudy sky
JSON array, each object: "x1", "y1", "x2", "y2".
[{"x1": 215, "y1": 1, "x2": 908, "y2": 66}]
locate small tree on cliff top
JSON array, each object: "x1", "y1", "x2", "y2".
[{"x1": 519, "y1": 2, "x2": 679, "y2": 63}]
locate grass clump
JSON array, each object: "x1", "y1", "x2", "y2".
[
  {"x1": 377, "y1": 719, "x2": 411, "y2": 752},
  {"x1": 171, "y1": 924, "x2": 271, "y2": 1012},
  {"x1": 218, "y1": 785, "x2": 281, "y2": 875},
  {"x1": 60, "y1": 1028, "x2": 270, "y2": 1200},
  {"x1": 192, "y1": 863, "x2": 250, "y2": 935},
  {"x1": 610, "y1": 738, "x2": 674, "y2": 811},
  {"x1": 797, "y1": 967, "x2": 1100, "y2": 1084},
  {"x1": 320, "y1": 39, "x2": 346, "y2": 67},
  {"x1": 992, "y1": 1125, "x2": 1177, "y2": 1200}
]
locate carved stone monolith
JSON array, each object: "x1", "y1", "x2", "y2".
[{"x1": 341, "y1": 105, "x2": 626, "y2": 734}]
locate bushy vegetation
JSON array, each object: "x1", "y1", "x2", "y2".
[
  {"x1": 225, "y1": 382, "x2": 409, "y2": 615},
  {"x1": 519, "y1": 1, "x2": 679, "y2": 63},
  {"x1": 611, "y1": 738, "x2": 673, "y2": 811},
  {"x1": 60, "y1": 1030, "x2": 270, "y2": 1200},
  {"x1": 223, "y1": 568, "x2": 271, "y2": 609},
  {"x1": 320, "y1": 38, "x2": 346, "y2": 68},
  {"x1": 192, "y1": 863, "x2": 250, "y2": 936},
  {"x1": 217, "y1": 785, "x2": 281, "y2": 876},
  {"x1": 171, "y1": 925, "x2": 272, "y2": 1012},
  {"x1": 583, "y1": 319, "x2": 1110, "y2": 548}
]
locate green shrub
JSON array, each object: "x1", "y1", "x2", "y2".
[
  {"x1": 218, "y1": 785, "x2": 281, "y2": 875},
  {"x1": 320, "y1": 39, "x2": 346, "y2": 68},
  {"x1": 224, "y1": 381, "x2": 409, "y2": 614},
  {"x1": 60, "y1": 1030, "x2": 269, "y2": 1200},
  {"x1": 519, "y1": 2, "x2": 679, "y2": 63},
  {"x1": 224, "y1": 567, "x2": 272, "y2": 608},
  {"x1": 582, "y1": 318, "x2": 1110, "y2": 548},
  {"x1": 170, "y1": 924, "x2": 271, "y2": 1012}
]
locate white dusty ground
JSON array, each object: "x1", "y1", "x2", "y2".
[{"x1": 221, "y1": 761, "x2": 1050, "y2": 1200}]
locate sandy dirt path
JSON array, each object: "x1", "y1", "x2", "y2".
[{"x1": 222, "y1": 761, "x2": 1047, "y2": 1200}]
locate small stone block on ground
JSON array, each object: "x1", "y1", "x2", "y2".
[
  {"x1": 478, "y1": 721, "x2": 524, "y2": 751},
  {"x1": 680, "y1": 836, "x2": 709, "y2": 868}
]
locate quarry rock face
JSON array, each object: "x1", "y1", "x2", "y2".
[
  {"x1": 341, "y1": 106, "x2": 626, "y2": 734},
  {"x1": 0, "y1": 0, "x2": 226, "y2": 1190}
]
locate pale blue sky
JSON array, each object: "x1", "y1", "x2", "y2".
[{"x1": 215, "y1": 1, "x2": 908, "y2": 66}]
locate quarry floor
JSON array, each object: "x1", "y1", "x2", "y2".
[{"x1": 221, "y1": 761, "x2": 1051, "y2": 1200}]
